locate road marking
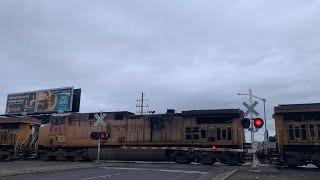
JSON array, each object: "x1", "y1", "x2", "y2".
[
  {"x1": 211, "y1": 169, "x2": 238, "y2": 180},
  {"x1": 81, "y1": 170, "x2": 141, "y2": 180},
  {"x1": 103, "y1": 160, "x2": 175, "y2": 164},
  {"x1": 99, "y1": 167, "x2": 209, "y2": 174}
]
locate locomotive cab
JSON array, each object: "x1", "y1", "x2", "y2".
[{"x1": 0, "y1": 117, "x2": 41, "y2": 160}]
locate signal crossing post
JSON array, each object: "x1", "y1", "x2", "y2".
[
  {"x1": 93, "y1": 111, "x2": 107, "y2": 164},
  {"x1": 240, "y1": 89, "x2": 264, "y2": 172},
  {"x1": 98, "y1": 122, "x2": 102, "y2": 164},
  {"x1": 248, "y1": 89, "x2": 259, "y2": 170}
]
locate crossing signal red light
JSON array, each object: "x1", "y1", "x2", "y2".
[
  {"x1": 90, "y1": 132, "x2": 110, "y2": 140},
  {"x1": 99, "y1": 132, "x2": 109, "y2": 140},
  {"x1": 241, "y1": 118, "x2": 251, "y2": 129},
  {"x1": 211, "y1": 146, "x2": 217, "y2": 150},
  {"x1": 254, "y1": 118, "x2": 264, "y2": 129}
]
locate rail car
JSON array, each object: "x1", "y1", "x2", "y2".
[
  {"x1": 0, "y1": 117, "x2": 40, "y2": 160},
  {"x1": 273, "y1": 103, "x2": 320, "y2": 167},
  {"x1": 37, "y1": 109, "x2": 246, "y2": 165}
]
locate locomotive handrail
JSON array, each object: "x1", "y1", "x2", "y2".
[
  {"x1": 14, "y1": 133, "x2": 19, "y2": 157},
  {"x1": 30, "y1": 132, "x2": 38, "y2": 145},
  {"x1": 34, "y1": 141, "x2": 38, "y2": 153},
  {"x1": 20, "y1": 133, "x2": 30, "y2": 151}
]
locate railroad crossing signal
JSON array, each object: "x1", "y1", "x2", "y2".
[
  {"x1": 90, "y1": 132, "x2": 100, "y2": 140},
  {"x1": 93, "y1": 111, "x2": 107, "y2": 164},
  {"x1": 94, "y1": 112, "x2": 106, "y2": 126},
  {"x1": 243, "y1": 101, "x2": 259, "y2": 117},
  {"x1": 241, "y1": 118, "x2": 251, "y2": 129},
  {"x1": 254, "y1": 118, "x2": 264, "y2": 129},
  {"x1": 90, "y1": 132, "x2": 110, "y2": 140}
]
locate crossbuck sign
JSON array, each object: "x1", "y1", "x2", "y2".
[
  {"x1": 243, "y1": 101, "x2": 259, "y2": 117},
  {"x1": 94, "y1": 112, "x2": 106, "y2": 126}
]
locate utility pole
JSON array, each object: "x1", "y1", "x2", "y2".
[{"x1": 136, "y1": 92, "x2": 148, "y2": 115}]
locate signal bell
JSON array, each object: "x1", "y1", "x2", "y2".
[
  {"x1": 241, "y1": 118, "x2": 251, "y2": 129},
  {"x1": 254, "y1": 118, "x2": 264, "y2": 129}
]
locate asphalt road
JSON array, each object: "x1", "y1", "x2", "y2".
[
  {"x1": 3, "y1": 161, "x2": 319, "y2": 180},
  {"x1": 1, "y1": 162, "x2": 226, "y2": 180}
]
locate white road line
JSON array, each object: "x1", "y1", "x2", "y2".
[
  {"x1": 211, "y1": 169, "x2": 238, "y2": 180},
  {"x1": 81, "y1": 170, "x2": 141, "y2": 180},
  {"x1": 99, "y1": 167, "x2": 209, "y2": 174}
]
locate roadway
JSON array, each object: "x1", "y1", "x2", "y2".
[
  {"x1": 1, "y1": 161, "x2": 227, "y2": 180},
  {"x1": 1, "y1": 161, "x2": 320, "y2": 180}
]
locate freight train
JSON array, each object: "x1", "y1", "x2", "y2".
[
  {"x1": 1, "y1": 109, "x2": 246, "y2": 165},
  {"x1": 2, "y1": 103, "x2": 319, "y2": 168}
]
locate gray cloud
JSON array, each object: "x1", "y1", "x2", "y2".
[{"x1": 1, "y1": 0, "x2": 320, "y2": 141}]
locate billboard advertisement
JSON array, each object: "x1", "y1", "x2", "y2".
[
  {"x1": 5, "y1": 87, "x2": 74, "y2": 115},
  {"x1": 6, "y1": 92, "x2": 37, "y2": 114}
]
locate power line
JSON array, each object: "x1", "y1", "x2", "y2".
[
  {"x1": 136, "y1": 92, "x2": 149, "y2": 115},
  {"x1": 136, "y1": 92, "x2": 156, "y2": 115}
]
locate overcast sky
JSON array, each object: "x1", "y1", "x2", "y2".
[{"x1": 1, "y1": 0, "x2": 320, "y2": 140}]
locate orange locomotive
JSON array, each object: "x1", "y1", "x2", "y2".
[
  {"x1": 0, "y1": 117, "x2": 40, "y2": 160},
  {"x1": 273, "y1": 103, "x2": 320, "y2": 167},
  {"x1": 38, "y1": 109, "x2": 246, "y2": 165}
]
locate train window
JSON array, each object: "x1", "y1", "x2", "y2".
[
  {"x1": 301, "y1": 125, "x2": 306, "y2": 140},
  {"x1": 295, "y1": 126, "x2": 300, "y2": 138},
  {"x1": 217, "y1": 128, "x2": 221, "y2": 140},
  {"x1": 186, "y1": 127, "x2": 192, "y2": 133},
  {"x1": 186, "y1": 134, "x2": 192, "y2": 140},
  {"x1": 304, "y1": 112, "x2": 320, "y2": 120},
  {"x1": 222, "y1": 129, "x2": 227, "y2": 139},
  {"x1": 208, "y1": 137, "x2": 215, "y2": 142},
  {"x1": 288, "y1": 125, "x2": 294, "y2": 140},
  {"x1": 283, "y1": 113, "x2": 302, "y2": 121},
  {"x1": 193, "y1": 134, "x2": 199, "y2": 140},
  {"x1": 318, "y1": 125, "x2": 320, "y2": 140},
  {"x1": 185, "y1": 127, "x2": 192, "y2": 140},
  {"x1": 201, "y1": 130, "x2": 206, "y2": 138},
  {"x1": 227, "y1": 128, "x2": 232, "y2": 140},
  {"x1": 309, "y1": 124, "x2": 315, "y2": 137},
  {"x1": 192, "y1": 127, "x2": 199, "y2": 140}
]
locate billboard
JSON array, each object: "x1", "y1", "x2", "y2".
[{"x1": 6, "y1": 87, "x2": 74, "y2": 115}]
